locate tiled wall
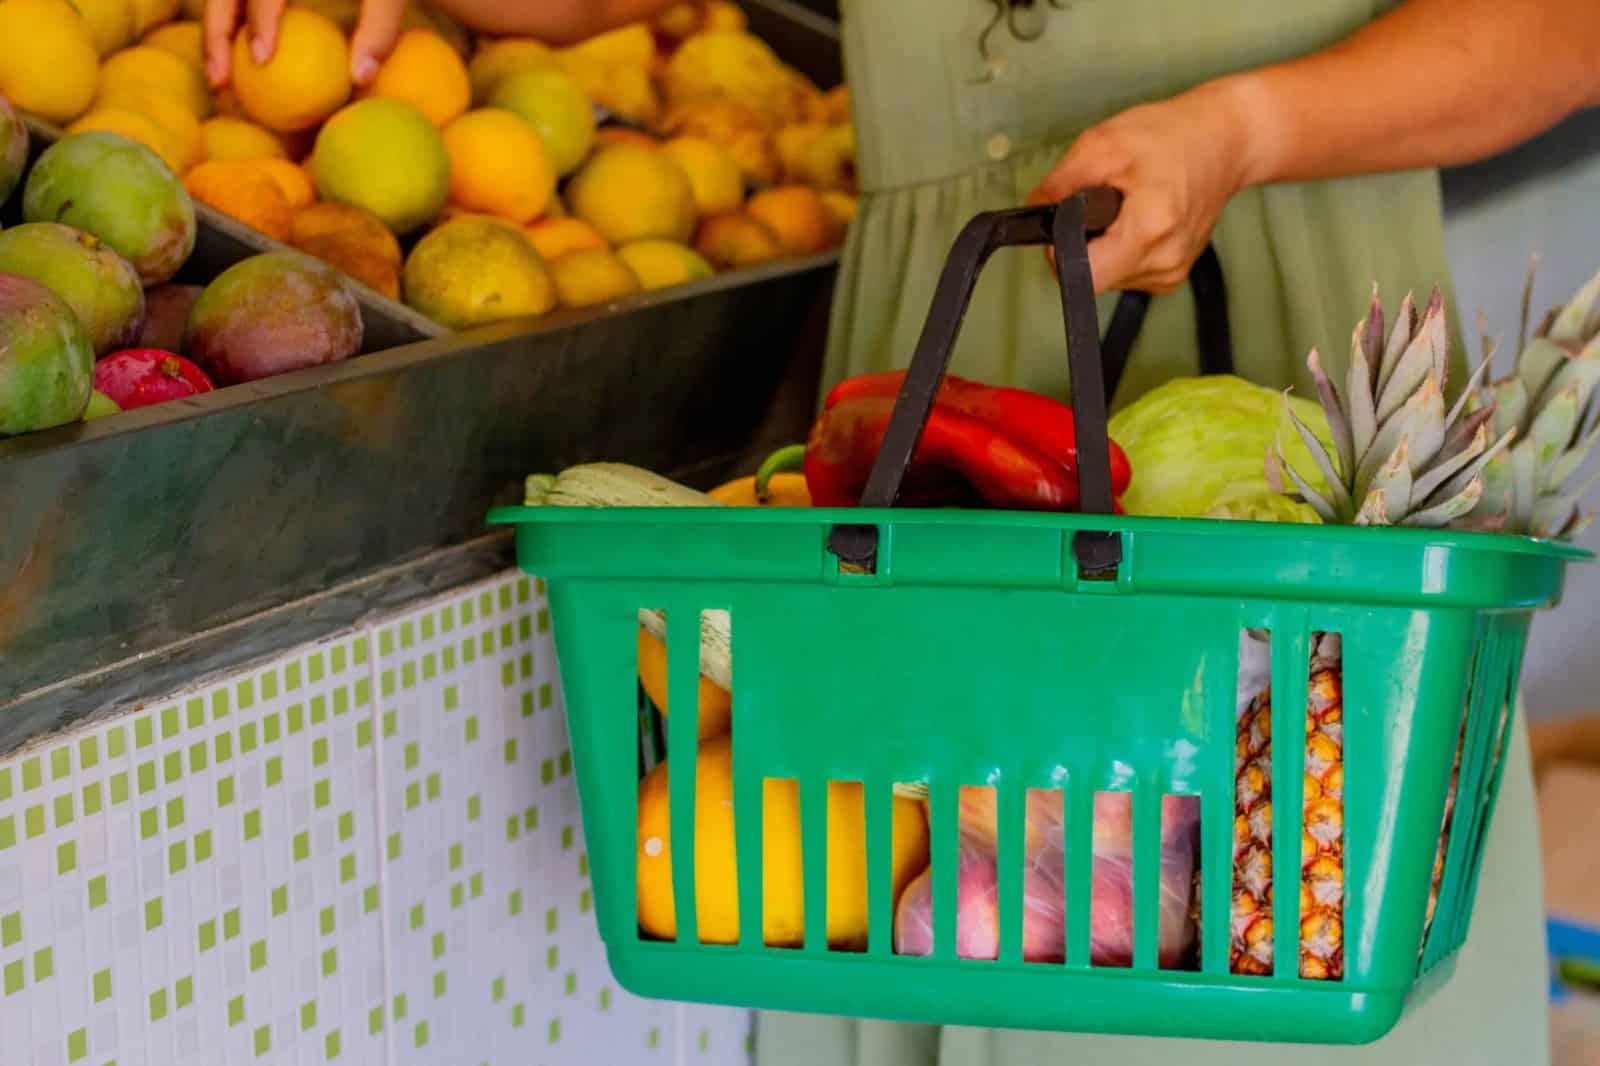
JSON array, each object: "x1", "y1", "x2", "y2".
[{"x1": 0, "y1": 572, "x2": 753, "y2": 1066}]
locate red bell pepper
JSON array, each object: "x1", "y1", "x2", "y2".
[
  {"x1": 822, "y1": 370, "x2": 1133, "y2": 496},
  {"x1": 805, "y1": 394, "x2": 1082, "y2": 511}
]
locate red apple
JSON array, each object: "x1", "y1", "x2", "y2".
[{"x1": 93, "y1": 349, "x2": 215, "y2": 410}]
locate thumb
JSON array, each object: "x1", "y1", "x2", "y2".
[
  {"x1": 349, "y1": 0, "x2": 407, "y2": 85},
  {"x1": 1027, "y1": 131, "x2": 1121, "y2": 208}
]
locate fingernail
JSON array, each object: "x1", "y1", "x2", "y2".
[
  {"x1": 252, "y1": 36, "x2": 271, "y2": 64},
  {"x1": 352, "y1": 55, "x2": 378, "y2": 84}
]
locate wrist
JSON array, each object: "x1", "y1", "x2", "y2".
[{"x1": 1199, "y1": 72, "x2": 1286, "y2": 192}]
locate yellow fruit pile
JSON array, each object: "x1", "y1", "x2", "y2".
[{"x1": 0, "y1": 0, "x2": 858, "y2": 328}]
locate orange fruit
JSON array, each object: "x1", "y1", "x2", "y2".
[
  {"x1": 567, "y1": 143, "x2": 697, "y2": 246},
  {"x1": 198, "y1": 116, "x2": 286, "y2": 161},
  {"x1": 0, "y1": 0, "x2": 99, "y2": 125},
  {"x1": 549, "y1": 247, "x2": 640, "y2": 309},
  {"x1": 231, "y1": 7, "x2": 350, "y2": 132},
  {"x1": 525, "y1": 218, "x2": 607, "y2": 262},
  {"x1": 401, "y1": 216, "x2": 556, "y2": 328},
  {"x1": 660, "y1": 136, "x2": 744, "y2": 217},
  {"x1": 635, "y1": 735, "x2": 930, "y2": 947},
  {"x1": 821, "y1": 191, "x2": 857, "y2": 230},
  {"x1": 311, "y1": 98, "x2": 450, "y2": 234},
  {"x1": 251, "y1": 157, "x2": 315, "y2": 207},
  {"x1": 91, "y1": 87, "x2": 202, "y2": 168},
  {"x1": 636, "y1": 626, "x2": 730, "y2": 739},
  {"x1": 130, "y1": 0, "x2": 179, "y2": 35},
  {"x1": 440, "y1": 109, "x2": 553, "y2": 225},
  {"x1": 746, "y1": 185, "x2": 840, "y2": 255},
  {"x1": 291, "y1": 200, "x2": 402, "y2": 267},
  {"x1": 96, "y1": 44, "x2": 209, "y2": 116},
  {"x1": 294, "y1": 232, "x2": 400, "y2": 298},
  {"x1": 487, "y1": 66, "x2": 594, "y2": 175},
  {"x1": 694, "y1": 213, "x2": 782, "y2": 270},
  {"x1": 184, "y1": 159, "x2": 293, "y2": 241},
  {"x1": 617, "y1": 240, "x2": 714, "y2": 292},
  {"x1": 361, "y1": 29, "x2": 469, "y2": 126},
  {"x1": 71, "y1": 0, "x2": 136, "y2": 56}
]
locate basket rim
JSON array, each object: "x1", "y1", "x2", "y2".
[{"x1": 488, "y1": 504, "x2": 1594, "y2": 563}]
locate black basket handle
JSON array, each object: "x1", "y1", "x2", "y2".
[{"x1": 826, "y1": 187, "x2": 1231, "y2": 577}]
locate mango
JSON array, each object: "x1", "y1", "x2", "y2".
[
  {"x1": 185, "y1": 251, "x2": 363, "y2": 384},
  {"x1": 0, "y1": 223, "x2": 145, "y2": 356},
  {"x1": 401, "y1": 216, "x2": 555, "y2": 329},
  {"x1": 22, "y1": 131, "x2": 196, "y2": 285},
  {"x1": 0, "y1": 96, "x2": 26, "y2": 205},
  {"x1": 0, "y1": 273, "x2": 95, "y2": 435}
]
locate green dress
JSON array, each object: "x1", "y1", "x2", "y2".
[{"x1": 754, "y1": 0, "x2": 1549, "y2": 1061}]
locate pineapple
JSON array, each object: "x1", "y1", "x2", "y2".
[{"x1": 1237, "y1": 287, "x2": 1513, "y2": 980}]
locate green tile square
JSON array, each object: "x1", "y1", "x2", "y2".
[
  {"x1": 368, "y1": 1007, "x2": 384, "y2": 1035},
  {"x1": 50, "y1": 747, "x2": 71, "y2": 781},
  {"x1": 0, "y1": 767, "x2": 9, "y2": 802},
  {"x1": 239, "y1": 723, "x2": 257, "y2": 753},
  {"x1": 441, "y1": 605, "x2": 456, "y2": 631},
  {"x1": 32, "y1": 946, "x2": 51, "y2": 980},
  {"x1": 301, "y1": 1000, "x2": 317, "y2": 1031},
  {"x1": 338, "y1": 812, "x2": 354, "y2": 841},
  {"x1": 580, "y1": 888, "x2": 592, "y2": 914},
  {"x1": 443, "y1": 685, "x2": 459, "y2": 712},
  {"x1": 402, "y1": 661, "x2": 417, "y2": 690},
  {"x1": 235, "y1": 679, "x2": 255, "y2": 712},
  {"x1": 482, "y1": 632, "x2": 495, "y2": 657},
  {"x1": 176, "y1": 976, "x2": 193, "y2": 1009},
  {"x1": 414, "y1": 1022, "x2": 429, "y2": 1049},
  {"x1": 442, "y1": 646, "x2": 456, "y2": 672},
  {"x1": 254, "y1": 1025, "x2": 271, "y2": 1056},
  {"x1": 228, "y1": 994, "x2": 245, "y2": 1026},
  {"x1": 448, "y1": 843, "x2": 462, "y2": 870},
  {"x1": 320, "y1": 906, "x2": 336, "y2": 936},
  {"x1": 511, "y1": 1003, "x2": 524, "y2": 1028},
  {"x1": 540, "y1": 683, "x2": 553, "y2": 709},
  {"x1": 161, "y1": 705, "x2": 180, "y2": 739},
  {"x1": 188, "y1": 742, "x2": 208, "y2": 774},
  {"x1": 260, "y1": 670, "x2": 280, "y2": 702},
  {"x1": 194, "y1": 830, "x2": 213, "y2": 863},
  {"x1": 340, "y1": 853, "x2": 356, "y2": 883},
  {"x1": 393, "y1": 993, "x2": 407, "y2": 1020},
  {"x1": 332, "y1": 688, "x2": 351, "y2": 717},
  {"x1": 53, "y1": 792, "x2": 74, "y2": 827},
  {"x1": 521, "y1": 692, "x2": 534, "y2": 718},
  {"x1": 133, "y1": 720, "x2": 154, "y2": 751},
  {"x1": 310, "y1": 695, "x2": 328, "y2": 724},
  {"x1": 0, "y1": 817, "x2": 13, "y2": 852},
  {"x1": 217, "y1": 776, "x2": 235, "y2": 807},
  {"x1": 519, "y1": 616, "x2": 533, "y2": 642},
  {"x1": 3, "y1": 959, "x2": 22, "y2": 995},
  {"x1": 400, "y1": 621, "x2": 415, "y2": 649},
  {"x1": 24, "y1": 805, "x2": 45, "y2": 839},
  {"x1": 559, "y1": 751, "x2": 572, "y2": 776},
  {"x1": 499, "y1": 622, "x2": 513, "y2": 649},
  {"x1": 505, "y1": 816, "x2": 519, "y2": 843},
  {"x1": 545, "y1": 907, "x2": 558, "y2": 933},
  {"x1": 519, "y1": 653, "x2": 533, "y2": 679},
  {"x1": 272, "y1": 885, "x2": 288, "y2": 916},
  {"x1": 325, "y1": 1030, "x2": 341, "y2": 1059},
  {"x1": 262, "y1": 714, "x2": 281, "y2": 746},
  {"x1": 136, "y1": 761, "x2": 156, "y2": 795},
  {"x1": 285, "y1": 660, "x2": 303, "y2": 690},
  {"x1": 506, "y1": 739, "x2": 519, "y2": 766},
  {"x1": 144, "y1": 897, "x2": 163, "y2": 931},
  {"x1": 264, "y1": 757, "x2": 282, "y2": 788},
  {"x1": 381, "y1": 671, "x2": 395, "y2": 699},
  {"x1": 422, "y1": 654, "x2": 437, "y2": 681},
  {"x1": 540, "y1": 758, "x2": 554, "y2": 785},
  {"x1": 186, "y1": 698, "x2": 205, "y2": 730},
  {"x1": 564, "y1": 972, "x2": 576, "y2": 996},
  {"x1": 492, "y1": 976, "x2": 505, "y2": 1002},
  {"x1": 107, "y1": 726, "x2": 127, "y2": 758},
  {"x1": 109, "y1": 772, "x2": 129, "y2": 805},
  {"x1": 293, "y1": 833, "x2": 310, "y2": 862},
  {"x1": 314, "y1": 780, "x2": 330, "y2": 809},
  {"x1": 420, "y1": 614, "x2": 435, "y2": 640},
  {"x1": 382, "y1": 711, "x2": 396, "y2": 738},
  {"x1": 462, "y1": 639, "x2": 476, "y2": 665},
  {"x1": 198, "y1": 920, "x2": 216, "y2": 952},
  {"x1": 321, "y1": 947, "x2": 338, "y2": 976},
  {"x1": 149, "y1": 988, "x2": 168, "y2": 1021},
  {"x1": 162, "y1": 751, "x2": 182, "y2": 785},
  {"x1": 431, "y1": 931, "x2": 445, "y2": 959},
  {"x1": 243, "y1": 809, "x2": 261, "y2": 841},
  {"x1": 286, "y1": 704, "x2": 304, "y2": 735},
  {"x1": 214, "y1": 733, "x2": 233, "y2": 764},
  {"x1": 465, "y1": 717, "x2": 479, "y2": 743},
  {"x1": 466, "y1": 795, "x2": 480, "y2": 822},
  {"x1": 405, "y1": 783, "x2": 420, "y2": 810},
  {"x1": 353, "y1": 636, "x2": 370, "y2": 664},
  {"x1": 331, "y1": 644, "x2": 348, "y2": 673},
  {"x1": 87, "y1": 876, "x2": 106, "y2": 910},
  {"x1": 537, "y1": 608, "x2": 550, "y2": 633},
  {"x1": 93, "y1": 968, "x2": 112, "y2": 1002},
  {"x1": 498, "y1": 585, "x2": 512, "y2": 611},
  {"x1": 599, "y1": 986, "x2": 611, "y2": 1010},
  {"x1": 379, "y1": 628, "x2": 395, "y2": 657},
  {"x1": 224, "y1": 908, "x2": 241, "y2": 939},
  {"x1": 561, "y1": 825, "x2": 574, "y2": 850},
  {"x1": 356, "y1": 720, "x2": 373, "y2": 749},
  {"x1": 139, "y1": 807, "x2": 159, "y2": 840},
  {"x1": 364, "y1": 884, "x2": 380, "y2": 913},
  {"x1": 518, "y1": 577, "x2": 532, "y2": 602},
  {"x1": 409, "y1": 903, "x2": 424, "y2": 930},
  {"x1": 166, "y1": 797, "x2": 185, "y2": 828},
  {"x1": 308, "y1": 653, "x2": 326, "y2": 683},
  {"x1": 460, "y1": 599, "x2": 475, "y2": 624},
  {"x1": 167, "y1": 841, "x2": 186, "y2": 874},
  {"x1": 249, "y1": 939, "x2": 267, "y2": 971},
  {"x1": 545, "y1": 945, "x2": 558, "y2": 970},
  {"x1": 67, "y1": 1027, "x2": 86, "y2": 1062},
  {"x1": 500, "y1": 661, "x2": 514, "y2": 688},
  {"x1": 403, "y1": 742, "x2": 419, "y2": 770},
  {"x1": 469, "y1": 872, "x2": 483, "y2": 899},
  {"x1": 212, "y1": 689, "x2": 231, "y2": 719},
  {"x1": 508, "y1": 890, "x2": 522, "y2": 917},
  {"x1": 433, "y1": 970, "x2": 447, "y2": 998},
  {"x1": 352, "y1": 679, "x2": 369, "y2": 708},
  {"x1": 425, "y1": 773, "x2": 440, "y2": 802},
  {"x1": 78, "y1": 735, "x2": 100, "y2": 771},
  {"x1": 450, "y1": 883, "x2": 463, "y2": 909}
]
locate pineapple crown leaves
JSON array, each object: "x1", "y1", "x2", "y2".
[
  {"x1": 1462, "y1": 262, "x2": 1600, "y2": 539},
  {"x1": 1271, "y1": 285, "x2": 1511, "y2": 528}
]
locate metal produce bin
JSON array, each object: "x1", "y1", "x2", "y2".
[{"x1": 0, "y1": 0, "x2": 843, "y2": 730}]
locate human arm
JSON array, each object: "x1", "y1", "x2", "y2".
[
  {"x1": 1029, "y1": 0, "x2": 1600, "y2": 295},
  {"x1": 204, "y1": 0, "x2": 676, "y2": 88}
]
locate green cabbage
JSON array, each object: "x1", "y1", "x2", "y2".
[{"x1": 1107, "y1": 375, "x2": 1335, "y2": 523}]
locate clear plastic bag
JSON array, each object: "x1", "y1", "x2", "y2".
[{"x1": 893, "y1": 788, "x2": 1201, "y2": 967}]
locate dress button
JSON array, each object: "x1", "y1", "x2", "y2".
[{"x1": 986, "y1": 132, "x2": 1012, "y2": 162}]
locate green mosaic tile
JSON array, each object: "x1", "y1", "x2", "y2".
[
  {"x1": 321, "y1": 947, "x2": 338, "y2": 977},
  {"x1": 503, "y1": 738, "x2": 516, "y2": 765},
  {"x1": 139, "y1": 808, "x2": 159, "y2": 841},
  {"x1": 93, "y1": 968, "x2": 112, "y2": 1002},
  {"x1": 285, "y1": 660, "x2": 303, "y2": 690},
  {"x1": 422, "y1": 654, "x2": 437, "y2": 681},
  {"x1": 448, "y1": 843, "x2": 463, "y2": 871},
  {"x1": 400, "y1": 621, "x2": 415, "y2": 649},
  {"x1": 301, "y1": 1000, "x2": 317, "y2": 1031},
  {"x1": 235, "y1": 680, "x2": 255, "y2": 712},
  {"x1": 352, "y1": 679, "x2": 369, "y2": 708},
  {"x1": 561, "y1": 825, "x2": 574, "y2": 850},
  {"x1": 414, "y1": 1021, "x2": 429, "y2": 1048},
  {"x1": 504, "y1": 813, "x2": 520, "y2": 843},
  {"x1": 175, "y1": 976, "x2": 193, "y2": 1009},
  {"x1": 500, "y1": 623, "x2": 513, "y2": 650},
  {"x1": 254, "y1": 1025, "x2": 271, "y2": 1056},
  {"x1": 538, "y1": 608, "x2": 550, "y2": 632},
  {"x1": 243, "y1": 809, "x2": 261, "y2": 841},
  {"x1": 133, "y1": 720, "x2": 154, "y2": 751},
  {"x1": 381, "y1": 671, "x2": 396, "y2": 699},
  {"x1": 78, "y1": 735, "x2": 100, "y2": 770},
  {"x1": 599, "y1": 986, "x2": 611, "y2": 1010},
  {"x1": 564, "y1": 972, "x2": 576, "y2": 996},
  {"x1": 239, "y1": 723, "x2": 257, "y2": 754},
  {"x1": 198, "y1": 920, "x2": 216, "y2": 952},
  {"x1": 162, "y1": 751, "x2": 182, "y2": 785},
  {"x1": 188, "y1": 741, "x2": 208, "y2": 774},
  {"x1": 135, "y1": 762, "x2": 156, "y2": 795},
  {"x1": 431, "y1": 932, "x2": 445, "y2": 959},
  {"x1": 293, "y1": 833, "x2": 310, "y2": 863},
  {"x1": 262, "y1": 713, "x2": 281, "y2": 745},
  {"x1": 224, "y1": 908, "x2": 241, "y2": 939},
  {"x1": 249, "y1": 939, "x2": 267, "y2": 971},
  {"x1": 441, "y1": 605, "x2": 456, "y2": 631},
  {"x1": 545, "y1": 908, "x2": 558, "y2": 933},
  {"x1": 511, "y1": 1004, "x2": 525, "y2": 1028},
  {"x1": 51, "y1": 747, "x2": 71, "y2": 781},
  {"x1": 272, "y1": 885, "x2": 288, "y2": 916},
  {"x1": 161, "y1": 705, "x2": 181, "y2": 738},
  {"x1": 393, "y1": 993, "x2": 407, "y2": 1020},
  {"x1": 87, "y1": 876, "x2": 106, "y2": 910},
  {"x1": 109, "y1": 772, "x2": 129, "y2": 805},
  {"x1": 286, "y1": 704, "x2": 304, "y2": 735},
  {"x1": 325, "y1": 1030, "x2": 342, "y2": 1059},
  {"x1": 0, "y1": 767, "x2": 9, "y2": 802},
  {"x1": 462, "y1": 639, "x2": 476, "y2": 665},
  {"x1": 546, "y1": 946, "x2": 558, "y2": 970},
  {"x1": 264, "y1": 757, "x2": 282, "y2": 788},
  {"x1": 460, "y1": 599, "x2": 475, "y2": 624},
  {"x1": 442, "y1": 646, "x2": 457, "y2": 672},
  {"x1": 144, "y1": 897, "x2": 163, "y2": 931},
  {"x1": 465, "y1": 717, "x2": 479, "y2": 743},
  {"x1": 24, "y1": 804, "x2": 44, "y2": 839},
  {"x1": 540, "y1": 758, "x2": 554, "y2": 785},
  {"x1": 107, "y1": 726, "x2": 127, "y2": 758},
  {"x1": 508, "y1": 891, "x2": 522, "y2": 917},
  {"x1": 420, "y1": 614, "x2": 434, "y2": 640},
  {"x1": 0, "y1": 817, "x2": 14, "y2": 851},
  {"x1": 405, "y1": 783, "x2": 420, "y2": 810},
  {"x1": 3, "y1": 959, "x2": 22, "y2": 995},
  {"x1": 260, "y1": 671, "x2": 279, "y2": 702},
  {"x1": 320, "y1": 906, "x2": 336, "y2": 936},
  {"x1": 466, "y1": 795, "x2": 481, "y2": 822},
  {"x1": 353, "y1": 636, "x2": 370, "y2": 665},
  {"x1": 648, "y1": 1026, "x2": 661, "y2": 1049},
  {"x1": 214, "y1": 733, "x2": 233, "y2": 764},
  {"x1": 338, "y1": 812, "x2": 354, "y2": 841},
  {"x1": 194, "y1": 829, "x2": 213, "y2": 863},
  {"x1": 364, "y1": 884, "x2": 379, "y2": 913},
  {"x1": 498, "y1": 585, "x2": 512, "y2": 611},
  {"x1": 491, "y1": 976, "x2": 505, "y2": 1002},
  {"x1": 356, "y1": 721, "x2": 373, "y2": 749},
  {"x1": 310, "y1": 695, "x2": 328, "y2": 725},
  {"x1": 367, "y1": 1007, "x2": 385, "y2": 1036},
  {"x1": 580, "y1": 888, "x2": 592, "y2": 914},
  {"x1": 166, "y1": 796, "x2": 184, "y2": 828},
  {"x1": 33, "y1": 946, "x2": 52, "y2": 981},
  {"x1": 340, "y1": 853, "x2": 356, "y2": 883},
  {"x1": 167, "y1": 840, "x2": 186, "y2": 874},
  {"x1": 217, "y1": 776, "x2": 235, "y2": 807},
  {"x1": 314, "y1": 779, "x2": 331, "y2": 809},
  {"x1": 540, "y1": 682, "x2": 553, "y2": 709},
  {"x1": 382, "y1": 711, "x2": 396, "y2": 739},
  {"x1": 425, "y1": 773, "x2": 440, "y2": 802},
  {"x1": 519, "y1": 616, "x2": 533, "y2": 642},
  {"x1": 228, "y1": 994, "x2": 245, "y2": 1026},
  {"x1": 499, "y1": 662, "x2": 514, "y2": 689},
  {"x1": 469, "y1": 872, "x2": 483, "y2": 899},
  {"x1": 450, "y1": 883, "x2": 463, "y2": 909},
  {"x1": 521, "y1": 691, "x2": 534, "y2": 718},
  {"x1": 67, "y1": 1028, "x2": 86, "y2": 1062},
  {"x1": 433, "y1": 970, "x2": 447, "y2": 997},
  {"x1": 212, "y1": 689, "x2": 231, "y2": 719},
  {"x1": 307, "y1": 653, "x2": 326, "y2": 683},
  {"x1": 331, "y1": 644, "x2": 347, "y2": 672},
  {"x1": 380, "y1": 629, "x2": 395, "y2": 657},
  {"x1": 333, "y1": 687, "x2": 351, "y2": 717},
  {"x1": 53, "y1": 792, "x2": 73, "y2": 827}
]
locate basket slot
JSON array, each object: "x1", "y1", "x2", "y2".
[
  {"x1": 1024, "y1": 788, "x2": 1067, "y2": 965},
  {"x1": 1269, "y1": 625, "x2": 1310, "y2": 979},
  {"x1": 866, "y1": 780, "x2": 896, "y2": 957},
  {"x1": 666, "y1": 608, "x2": 704, "y2": 945},
  {"x1": 802, "y1": 776, "x2": 830, "y2": 953},
  {"x1": 1132, "y1": 784, "x2": 1164, "y2": 970},
  {"x1": 1446, "y1": 622, "x2": 1510, "y2": 957},
  {"x1": 731, "y1": 735, "x2": 766, "y2": 952},
  {"x1": 1201, "y1": 632, "x2": 1242, "y2": 976},
  {"x1": 1064, "y1": 775, "x2": 1094, "y2": 967},
  {"x1": 989, "y1": 784, "x2": 1019, "y2": 965},
  {"x1": 931, "y1": 782, "x2": 960, "y2": 962}
]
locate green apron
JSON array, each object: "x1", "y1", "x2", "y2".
[{"x1": 754, "y1": 0, "x2": 1549, "y2": 1061}]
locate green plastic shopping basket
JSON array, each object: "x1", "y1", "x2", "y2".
[{"x1": 490, "y1": 192, "x2": 1588, "y2": 1045}]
